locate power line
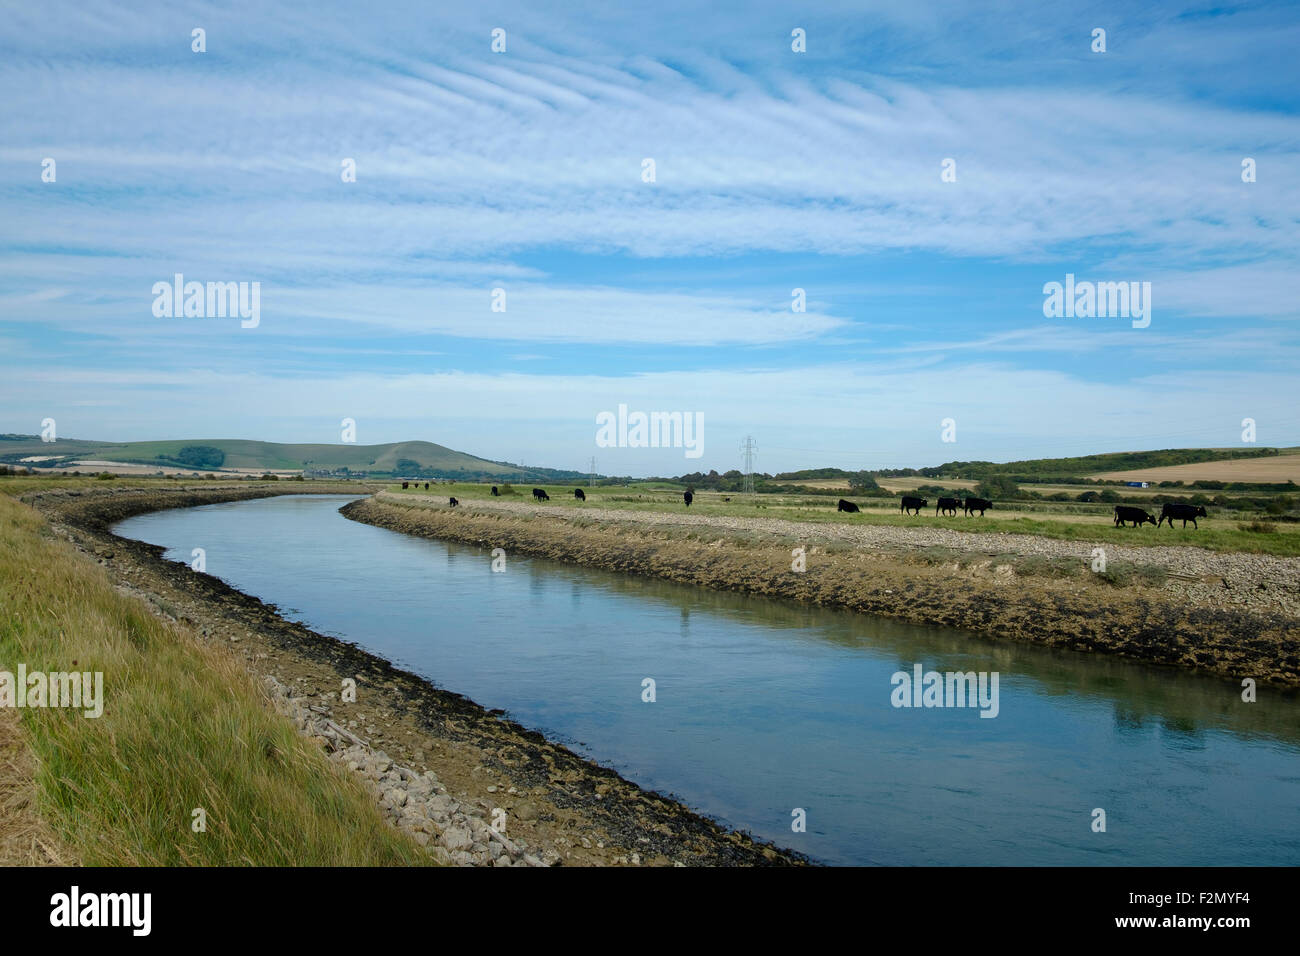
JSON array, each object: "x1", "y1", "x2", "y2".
[{"x1": 740, "y1": 435, "x2": 757, "y2": 495}]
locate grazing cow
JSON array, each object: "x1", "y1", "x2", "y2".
[
  {"x1": 683, "y1": 491, "x2": 693, "y2": 507},
  {"x1": 491, "y1": 486, "x2": 499, "y2": 496},
  {"x1": 722, "y1": 496, "x2": 731, "y2": 502},
  {"x1": 401, "y1": 481, "x2": 409, "y2": 489},
  {"x1": 1114, "y1": 505, "x2": 1157, "y2": 528},
  {"x1": 449, "y1": 497, "x2": 458, "y2": 507},
  {"x1": 936, "y1": 496, "x2": 960, "y2": 517},
  {"x1": 424, "y1": 482, "x2": 429, "y2": 490},
  {"x1": 900, "y1": 496, "x2": 927, "y2": 516},
  {"x1": 574, "y1": 488, "x2": 586, "y2": 501},
  {"x1": 532, "y1": 488, "x2": 550, "y2": 501},
  {"x1": 963, "y1": 496, "x2": 992, "y2": 517},
  {"x1": 837, "y1": 499, "x2": 860, "y2": 513},
  {"x1": 1158, "y1": 503, "x2": 1208, "y2": 529}
]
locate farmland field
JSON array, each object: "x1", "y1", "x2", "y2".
[{"x1": 1091, "y1": 451, "x2": 1300, "y2": 485}]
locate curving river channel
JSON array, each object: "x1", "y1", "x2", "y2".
[{"x1": 114, "y1": 494, "x2": 1300, "y2": 866}]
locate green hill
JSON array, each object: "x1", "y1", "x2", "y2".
[{"x1": 0, "y1": 434, "x2": 585, "y2": 481}]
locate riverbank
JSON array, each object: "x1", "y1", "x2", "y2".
[
  {"x1": 343, "y1": 491, "x2": 1300, "y2": 686},
  {"x1": 18, "y1": 483, "x2": 804, "y2": 866},
  {"x1": 1, "y1": 486, "x2": 428, "y2": 866}
]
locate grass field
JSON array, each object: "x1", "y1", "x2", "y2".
[
  {"x1": 396, "y1": 480, "x2": 1300, "y2": 556},
  {"x1": 1091, "y1": 449, "x2": 1300, "y2": 485},
  {"x1": 876, "y1": 477, "x2": 979, "y2": 493},
  {"x1": 0, "y1": 490, "x2": 431, "y2": 865},
  {"x1": 5, "y1": 472, "x2": 1296, "y2": 555}
]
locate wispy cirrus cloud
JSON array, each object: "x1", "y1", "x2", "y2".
[{"x1": 2, "y1": 0, "x2": 1298, "y2": 470}]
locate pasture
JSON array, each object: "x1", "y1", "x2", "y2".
[{"x1": 391, "y1": 481, "x2": 1300, "y2": 556}]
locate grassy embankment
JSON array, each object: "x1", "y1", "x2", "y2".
[
  {"x1": 0, "y1": 487, "x2": 429, "y2": 865},
  {"x1": 391, "y1": 481, "x2": 1300, "y2": 557}
]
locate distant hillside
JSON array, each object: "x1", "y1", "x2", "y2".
[
  {"x1": 877, "y1": 448, "x2": 1292, "y2": 483},
  {"x1": 0, "y1": 435, "x2": 586, "y2": 481},
  {"x1": 666, "y1": 448, "x2": 1299, "y2": 493}
]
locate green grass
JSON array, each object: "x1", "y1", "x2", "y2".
[
  {"x1": 0, "y1": 493, "x2": 432, "y2": 865},
  {"x1": 0, "y1": 435, "x2": 519, "y2": 476},
  {"x1": 392, "y1": 480, "x2": 1300, "y2": 556}
]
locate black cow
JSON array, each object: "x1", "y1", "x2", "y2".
[
  {"x1": 722, "y1": 496, "x2": 731, "y2": 502},
  {"x1": 1158, "y1": 503, "x2": 1208, "y2": 529},
  {"x1": 1114, "y1": 505, "x2": 1157, "y2": 528},
  {"x1": 401, "y1": 481, "x2": 409, "y2": 489},
  {"x1": 683, "y1": 491, "x2": 693, "y2": 507},
  {"x1": 574, "y1": 488, "x2": 586, "y2": 501},
  {"x1": 532, "y1": 488, "x2": 550, "y2": 501},
  {"x1": 963, "y1": 496, "x2": 992, "y2": 517},
  {"x1": 491, "y1": 486, "x2": 499, "y2": 496},
  {"x1": 936, "y1": 496, "x2": 960, "y2": 517},
  {"x1": 901, "y1": 496, "x2": 927, "y2": 516},
  {"x1": 837, "y1": 499, "x2": 860, "y2": 513},
  {"x1": 424, "y1": 482, "x2": 429, "y2": 490},
  {"x1": 449, "y1": 497, "x2": 458, "y2": 507}
]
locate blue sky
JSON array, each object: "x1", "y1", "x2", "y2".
[{"x1": 1, "y1": 0, "x2": 1298, "y2": 476}]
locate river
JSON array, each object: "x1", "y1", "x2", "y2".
[{"x1": 114, "y1": 494, "x2": 1300, "y2": 866}]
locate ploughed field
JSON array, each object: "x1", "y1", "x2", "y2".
[{"x1": 1091, "y1": 449, "x2": 1300, "y2": 485}]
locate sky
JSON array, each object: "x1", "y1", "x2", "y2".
[{"x1": 1, "y1": 0, "x2": 1298, "y2": 476}]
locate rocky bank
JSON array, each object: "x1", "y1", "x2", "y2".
[{"x1": 344, "y1": 491, "x2": 1300, "y2": 686}]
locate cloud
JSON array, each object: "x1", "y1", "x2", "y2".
[
  {"x1": 2, "y1": 0, "x2": 1298, "y2": 466},
  {"x1": 6, "y1": 361, "x2": 1295, "y2": 474},
  {"x1": 2, "y1": 24, "x2": 1297, "y2": 268}
]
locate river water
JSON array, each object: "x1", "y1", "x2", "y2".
[{"x1": 114, "y1": 494, "x2": 1300, "y2": 866}]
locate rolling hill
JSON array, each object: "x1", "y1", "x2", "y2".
[{"x1": 0, "y1": 435, "x2": 586, "y2": 481}]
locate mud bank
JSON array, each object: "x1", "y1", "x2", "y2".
[
  {"x1": 344, "y1": 493, "x2": 1300, "y2": 686},
  {"x1": 28, "y1": 485, "x2": 804, "y2": 867}
]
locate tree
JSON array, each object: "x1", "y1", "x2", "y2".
[
  {"x1": 977, "y1": 476, "x2": 1020, "y2": 499},
  {"x1": 1265, "y1": 495, "x2": 1291, "y2": 515},
  {"x1": 174, "y1": 445, "x2": 224, "y2": 470},
  {"x1": 848, "y1": 471, "x2": 880, "y2": 491}
]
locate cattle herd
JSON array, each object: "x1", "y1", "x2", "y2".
[
  {"x1": 1117, "y1": 502, "x2": 1209, "y2": 529},
  {"x1": 398, "y1": 483, "x2": 1210, "y2": 530},
  {"x1": 879, "y1": 495, "x2": 994, "y2": 517}
]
